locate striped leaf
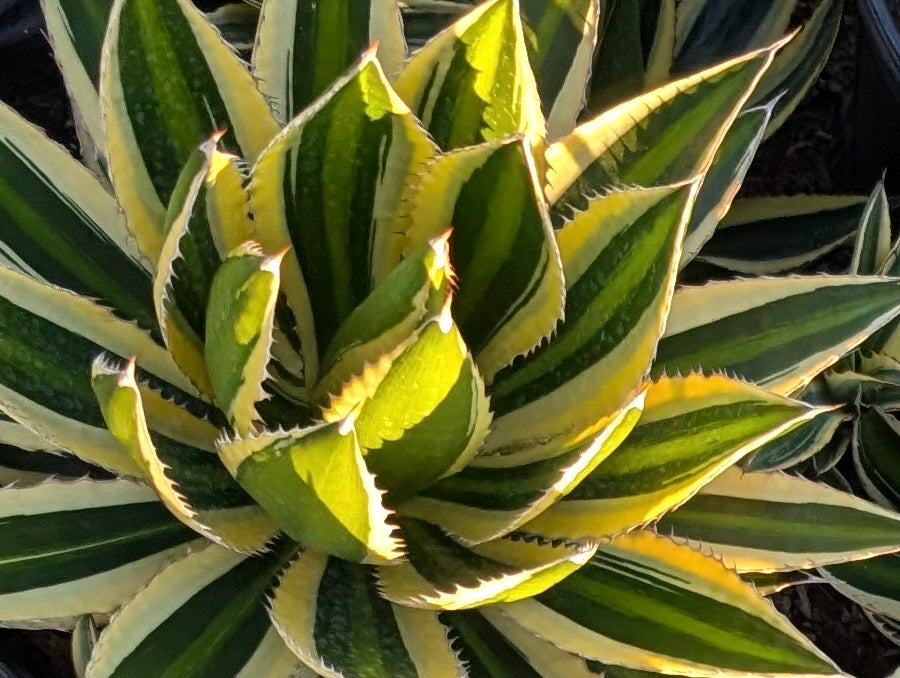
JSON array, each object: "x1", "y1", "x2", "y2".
[
  {"x1": 680, "y1": 103, "x2": 772, "y2": 266},
  {"x1": 41, "y1": 0, "x2": 113, "y2": 161},
  {"x1": 0, "y1": 100, "x2": 154, "y2": 328},
  {"x1": 101, "y1": 0, "x2": 279, "y2": 263},
  {"x1": 742, "y1": 570, "x2": 824, "y2": 597},
  {"x1": 826, "y1": 370, "x2": 900, "y2": 410},
  {"x1": 72, "y1": 615, "x2": 98, "y2": 678},
  {"x1": 0, "y1": 478, "x2": 195, "y2": 628},
  {"x1": 484, "y1": 184, "x2": 694, "y2": 460},
  {"x1": 658, "y1": 467, "x2": 900, "y2": 573},
  {"x1": 86, "y1": 541, "x2": 302, "y2": 678},
  {"x1": 446, "y1": 609, "x2": 601, "y2": 678},
  {"x1": 521, "y1": 373, "x2": 823, "y2": 541},
  {"x1": 749, "y1": 0, "x2": 843, "y2": 137},
  {"x1": 270, "y1": 549, "x2": 463, "y2": 678},
  {"x1": 378, "y1": 519, "x2": 596, "y2": 610},
  {"x1": 695, "y1": 194, "x2": 866, "y2": 275},
  {"x1": 398, "y1": 139, "x2": 564, "y2": 382},
  {"x1": 313, "y1": 234, "x2": 453, "y2": 405},
  {"x1": 520, "y1": 0, "x2": 601, "y2": 138},
  {"x1": 673, "y1": 0, "x2": 796, "y2": 75},
  {"x1": 251, "y1": 53, "x2": 436, "y2": 385},
  {"x1": 854, "y1": 409, "x2": 900, "y2": 512},
  {"x1": 219, "y1": 421, "x2": 404, "y2": 564},
  {"x1": 92, "y1": 358, "x2": 279, "y2": 554},
  {"x1": 587, "y1": 0, "x2": 674, "y2": 111},
  {"x1": 399, "y1": 389, "x2": 644, "y2": 544},
  {"x1": 822, "y1": 552, "x2": 900, "y2": 622},
  {"x1": 497, "y1": 531, "x2": 841, "y2": 677},
  {"x1": 328, "y1": 313, "x2": 492, "y2": 500},
  {"x1": 656, "y1": 276, "x2": 900, "y2": 396},
  {"x1": 205, "y1": 244, "x2": 286, "y2": 435},
  {"x1": 808, "y1": 424, "x2": 852, "y2": 476},
  {"x1": 744, "y1": 408, "x2": 846, "y2": 472},
  {"x1": 851, "y1": 181, "x2": 892, "y2": 275},
  {"x1": 393, "y1": 0, "x2": 545, "y2": 150},
  {"x1": 253, "y1": 0, "x2": 405, "y2": 124},
  {"x1": 0, "y1": 266, "x2": 194, "y2": 476},
  {"x1": 153, "y1": 140, "x2": 220, "y2": 397},
  {"x1": 547, "y1": 45, "x2": 778, "y2": 221},
  {"x1": 0, "y1": 424, "x2": 102, "y2": 483}
]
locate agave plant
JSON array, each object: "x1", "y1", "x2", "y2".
[
  {"x1": 679, "y1": 179, "x2": 900, "y2": 649},
  {"x1": 3, "y1": 1, "x2": 900, "y2": 677}
]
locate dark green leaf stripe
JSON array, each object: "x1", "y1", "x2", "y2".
[
  {"x1": 252, "y1": 56, "x2": 436, "y2": 362},
  {"x1": 520, "y1": 0, "x2": 599, "y2": 136},
  {"x1": 0, "y1": 103, "x2": 154, "y2": 327},
  {"x1": 749, "y1": 0, "x2": 843, "y2": 135},
  {"x1": 744, "y1": 409, "x2": 845, "y2": 472},
  {"x1": 823, "y1": 552, "x2": 900, "y2": 619},
  {"x1": 254, "y1": 0, "x2": 405, "y2": 123},
  {"x1": 681, "y1": 104, "x2": 771, "y2": 264},
  {"x1": 851, "y1": 181, "x2": 892, "y2": 275},
  {"x1": 314, "y1": 558, "x2": 418, "y2": 677},
  {"x1": 444, "y1": 610, "x2": 543, "y2": 678},
  {"x1": 0, "y1": 488, "x2": 192, "y2": 594},
  {"x1": 271, "y1": 550, "x2": 462, "y2": 678},
  {"x1": 0, "y1": 291, "x2": 196, "y2": 429},
  {"x1": 855, "y1": 409, "x2": 900, "y2": 511},
  {"x1": 673, "y1": 0, "x2": 794, "y2": 75},
  {"x1": 656, "y1": 278, "x2": 900, "y2": 394},
  {"x1": 159, "y1": 143, "x2": 223, "y2": 341},
  {"x1": 116, "y1": 0, "x2": 247, "y2": 207},
  {"x1": 585, "y1": 0, "x2": 661, "y2": 112},
  {"x1": 379, "y1": 518, "x2": 592, "y2": 609},
  {"x1": 548, "y1": 48, "x2": 773, "y2": 222},
  {"x1": 0, "y1": 441, "x2": 102, "y2": 479},
  {"x1": 571, "y1": 402, "x2": 799, "y2": 500},
  {"x1": 394, "y1": 0, "x2": 544, "y2": 151},
  {"x1": 664, "y1": 494, "x2": 900, "y2": 553},
  {"x1": 513, "y1": 534, "x2": 838, "y2": 675},
  {"x1": 491, "y1": 189, "x2": 686, "y2": 415},
  {"x1": 658, "y1": 474, "x2": 900, "y2": 566},
  {"x1": 696, "y1": 197, "x2": 864, "y2": 274},
  {"x1": 88, "y1": 542, "x2": 297, "y2": 678},
  {"x1": 51, "y1": 0, "x2": 111, "y2": 87},
  {"x1": 104, "y1": 0, "x2": 278, "y2": 261}
]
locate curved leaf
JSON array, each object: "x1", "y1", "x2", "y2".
[
  {"x1": 86, "y1": 541, "x2": 301, "y2": 678},
  {"x1": 498, "y1": 531, "x2": 841, "y2": 677},
  {"x1": 398, "y1": 139, "x2": 564, "y2": 382},
  {"x1": 658, "y1": 467, "x2": 900, "y2": 572},
  {"x1": 251, "y1": 52, "x2": 437, "y2": 385},
  {"x1": 270, "y1": 550, "x2": 463, "y2": 678},
  {"x1": 219, "y1": 421, "x2": 404, "y2": 564},
  {"x1": 101, "y1": 0, "x2": 279, "y2": 262},
  {"x1": 253, "y1": 0, "x2": 406, "y2": 123},
  {"x1": 400, "y1": 389, "x2": 643, "y2": 544},
  {"x1": 521, "y1": 373, "x2": 823, "y2": 541},
  {"x1": 486, "y1": 184, "x2": 695, "y2": 459},
  {"x1": 92, "y1": 358, "x2": 279, "y2": 554},
  {"x1": 378, "y1": 519, "x2": 595, "y2": 610},
  {"x1": 656, "y1": 276, "x2": 900, "y2": 396},
  {"x1": 393, "y1": 0, "x2": 545, "y2": 150},
  {"x1": 0, "y1": 478, "x2": 195, "y2": 628}
]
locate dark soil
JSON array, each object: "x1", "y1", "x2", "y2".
[{"x1": 775, "y1": 585, "x2": 900, "y2": 677}]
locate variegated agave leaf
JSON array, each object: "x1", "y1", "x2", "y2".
[{"x1": 0, "y1": 1, "x2": 891, "y2": 676}]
